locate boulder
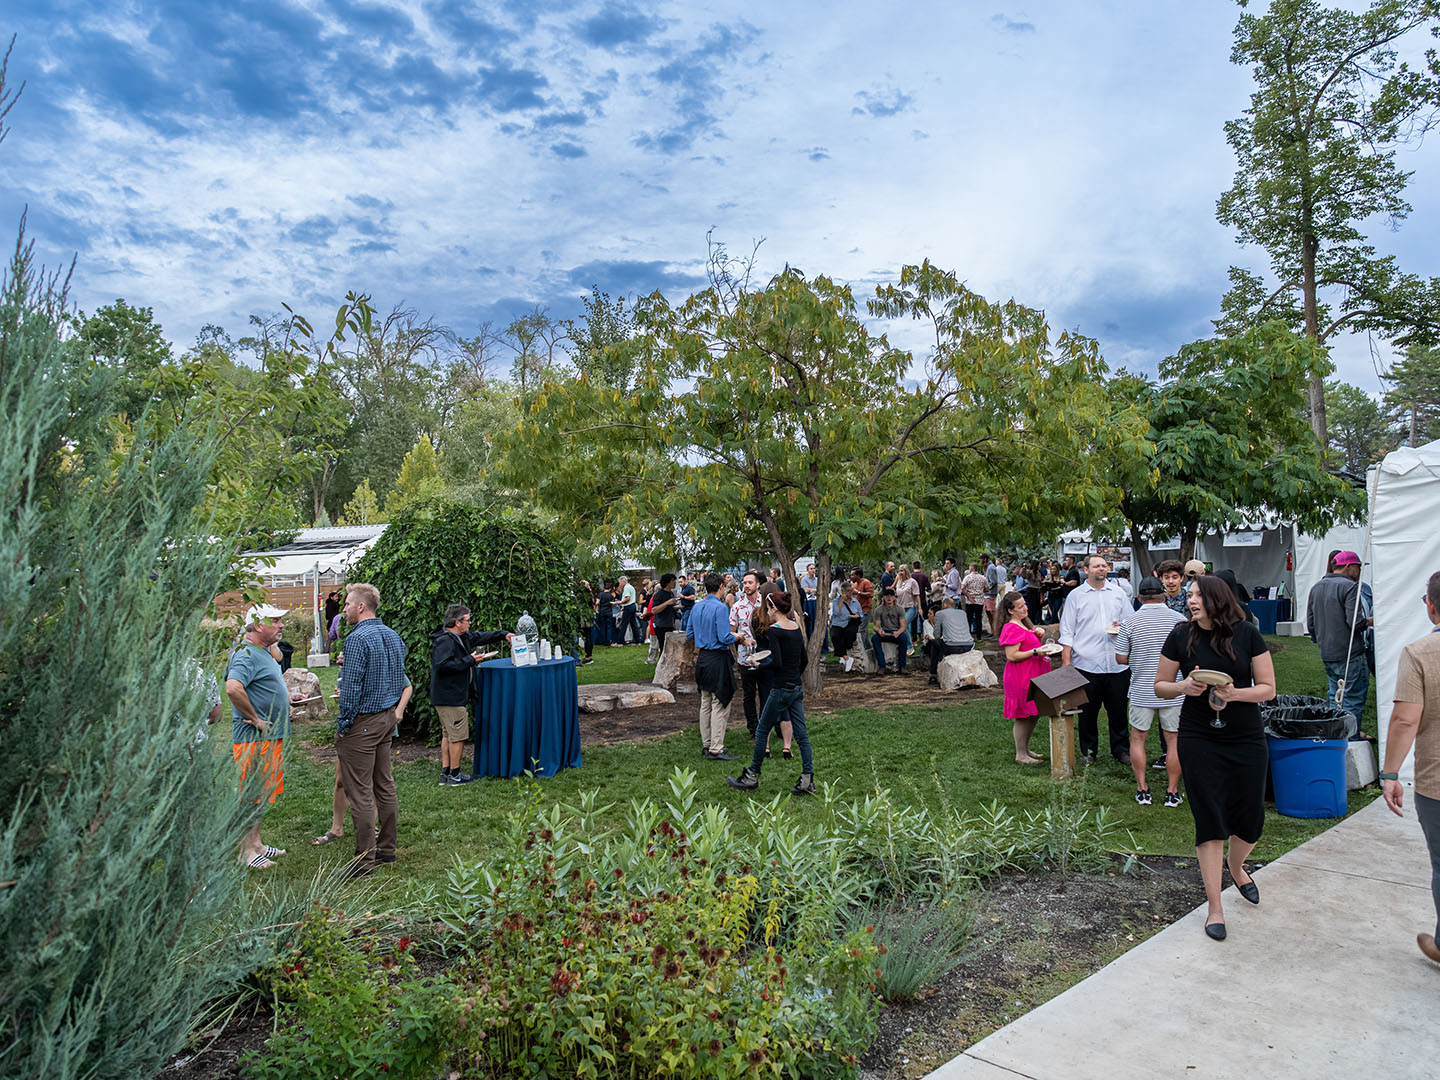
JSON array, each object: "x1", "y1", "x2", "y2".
[
  {"x1": 938, "y1": 650, "x2": 998, "y2": 690},
  {"x1": 284, "y1": 667, "x2": 327, "y2": 722},
  {"x1": 579, "y1": 681, "x2": 677, "y2": 713},
  {"x1": 845, "y1": 640, "x2": 878, "y2": 674},
  {"x1": 653, "y1": 632, "x2": 698, "y2": 691}
]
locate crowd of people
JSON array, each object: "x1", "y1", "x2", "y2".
[{"x1": 222, "y1": 543, "x2": 1440, "y2": 964}]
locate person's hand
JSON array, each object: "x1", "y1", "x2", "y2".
[
  {"x1": 471, "y1": 650, "x2": 486, "y2": 661},
  {"x1": 394, "y1": 705, "x2": 405, "y2": 724},
  {"x1": 505, "y1": 632, "x2": 515, "y2": 642},
  {"x1": 1213, "y1": 684, "x2": 1241, "y2": 703},
  {"x1": 250, "y1": 716, "x2": 271, "y2": 733},
  {"x1": 1179, "y1": 677, "x2": 1208, "y2": 697},
  {"x1": 1382, "y1": 778, "x2": 1405, "y2": 816}
]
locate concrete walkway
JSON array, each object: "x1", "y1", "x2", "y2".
[{"x1": 925, "y1": 795, "x2": 1437, "y2": 1080}]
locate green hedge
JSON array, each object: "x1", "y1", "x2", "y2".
[{"x1": 350, "y1": 501, "x2": 582, "y2": 736}]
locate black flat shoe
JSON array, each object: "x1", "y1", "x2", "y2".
[
  {"x1": 1205, "y1": 922, "x2": 1227, "y2": 941},
  {"x1": 1235, "y1": 877, "x2": 1260, "y2": 905}
]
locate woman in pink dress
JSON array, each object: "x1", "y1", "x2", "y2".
[{"x1": 998, "y1": 590, "x2": 1052, "y2": 764}]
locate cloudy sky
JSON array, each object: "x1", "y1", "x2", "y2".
[{"x1": 4, "y1": 0, "x2": 1438, "y2": 388}]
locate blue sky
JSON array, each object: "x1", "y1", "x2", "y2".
[{"x1": 4, "y1": 0, "x2": 1439, "y2": 389}]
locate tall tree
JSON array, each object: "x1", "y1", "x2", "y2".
[
  {"x1": 385, "y1": 434, "x2": 443, "y2": 515},
  {"x1": 502, "y1": 255, "x2": 1142, "y2": 688},
  {"x1": 1216, "y1": 0, "x2": 1440, "y2": 444},
  {"x1": 338, "y1": 477, "x2": 384, "y2": 526},
  {"x1": 505, "y1": 306, "x2": 563, "y2": 392},
  {"x1": 1384, "y1": 342, "x2": 1440, "y2": 445},
  {"x1": 563, "y1": 285, "x2": 638, "y2": 392},
  {"x1": 1325, "y1": 379, "x2": 1397, "y2": 472}
]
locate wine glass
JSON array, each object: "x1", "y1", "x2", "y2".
[{"x1": 1208, "y1": 687, "x2": 1226, "y2": 729}]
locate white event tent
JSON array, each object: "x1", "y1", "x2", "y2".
[{"x1": 1370, "y1": 439, "x2": 1440, "y2": 782}]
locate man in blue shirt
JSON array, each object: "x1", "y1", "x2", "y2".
[
  {"x1": 336, "y1": 582, "x2": 408, "y2": 875},
  {"x1": 685, "y1": 571, "x2": 738, "y2": 760}
]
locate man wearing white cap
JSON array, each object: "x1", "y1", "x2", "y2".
[
  {"x1": 1307, "y1": 550, "x2": 1371, "y2": 724},
  {"x1": 225, "y1": 603, "x2": 306, "y2": 869}
]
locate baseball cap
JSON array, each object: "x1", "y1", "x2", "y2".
[
  {"x1": 245, "y1": 603, "x2": 289, "y2": 624},
  {"x1": 1138, "y1": 575, "x2": 1166, "y2": 596},
  {"x1": 1333, "y1": 551, "x2": 1363, "y2": 567},
  {"x1": 1184, "y1": 559, "x2": 1207, "y2": 577}
]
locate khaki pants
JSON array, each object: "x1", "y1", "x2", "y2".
[
  {"x1": 698, "y1": 691, "x2": 730, "y2": 755},
  {"x1": 336, "y1": 709, "x2": 398, "y2": 870}
]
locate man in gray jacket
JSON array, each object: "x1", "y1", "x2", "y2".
[{"x1": 1307, "y1": 550, "x2": 1371, "y2": 726}]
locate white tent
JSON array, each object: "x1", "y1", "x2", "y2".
[
  {"x1": 1292, "y1": 521, "x2": 1369, "y2": 626},
  {"x1": 1371, "y1": 440, "x2": 1440, "y2": 782}
]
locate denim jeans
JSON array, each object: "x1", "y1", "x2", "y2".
[
  {"x1": 1323, "y1": 656, "x2": 1369, "y2": 725},
  {"x1": 748, "y1": 684, "x2": 813, "y2": 774},
  {"x1": 871, "y1": 630, "x2": 911, "y2": 671},
  {"x1": 594, "y1": 612, "x2": 612, "y2": 646}
]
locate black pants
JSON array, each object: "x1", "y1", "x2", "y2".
[
  {"x1": 580, "y1": 624, "x2": 594, "y2": 658},
  {"x1": 618, "y1": 603, "x2": 639, "y2": 644},
  {"x1": 830, "y1": 622, "x2": 859, "y2": 657},
  {"x1": 965, "y1": 604, "x2": 984, "y2": 638},
  {"x1": 654, "y1": 627, "x2": 671, "y2": 658},
  {"x1": 927, "y1": 640, "x2": 973, "y2": 676},
  {"x1": 741, "y1": 667, "x2": 760, "y2": 735},
  {"x1": 1076, "y1": 668, "x2": 1131, "y2": 761}
]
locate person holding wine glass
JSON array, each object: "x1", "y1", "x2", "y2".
[{"x1": 1155, "y1": 574, "x2": 1276, "y2": 942}]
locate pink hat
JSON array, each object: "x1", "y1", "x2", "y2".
[{"x1": 1333, "y1": 551, "x2": 1362, "y2": 567}]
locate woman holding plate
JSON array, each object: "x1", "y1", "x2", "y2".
[
  {"x1": 1155, "y1": 574, "x2": 1276, "y2": 942},
  {"x1": 727, "y1": 592, "x2": 813, "y2": 795},
  {"x1": 998, "y1": 590, "x2": 1055, "y2": 764}
]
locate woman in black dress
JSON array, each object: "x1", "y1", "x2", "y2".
[{"x1": 1155, "y1": 574, "x2": 1276, "y2": 941}]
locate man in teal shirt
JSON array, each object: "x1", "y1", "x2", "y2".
[{"x1": 226, "y1": 603, "x2": 305, "y2": 869}]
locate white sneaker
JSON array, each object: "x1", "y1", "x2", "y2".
[{"x1": 842, "y1": 657, "x2": 852, "y2": 672}]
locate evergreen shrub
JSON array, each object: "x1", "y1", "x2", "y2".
[
  {"x1": 349, "y1": 500, "x2": 582, "y2": 736},
  {"x1": 0, "y1": 229, "x2": 255, "y2": 1077}
]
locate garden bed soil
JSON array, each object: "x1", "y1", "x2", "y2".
[
  {"x1": 860, "y1": 854, "x2": 1225, "y2": 1080},
  {"x1": 162, "y1": 853, "x2": 1217, "y2": 1080}
]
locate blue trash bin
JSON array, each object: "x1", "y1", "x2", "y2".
[{"x1": 1267, "y1": 736, "x2": 1348, "y2": 818}]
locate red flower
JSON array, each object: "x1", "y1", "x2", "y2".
[{"x1": 396, "y1": 936, "x2": 412, "y2": 953}]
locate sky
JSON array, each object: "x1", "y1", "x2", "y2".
[{"x1": 4, "y1": 0, "x2": 1439, "y2": 390}]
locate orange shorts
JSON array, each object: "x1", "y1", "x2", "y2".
[{"x1": 233, "y1": 739, "x2": 285, "y2": 804}]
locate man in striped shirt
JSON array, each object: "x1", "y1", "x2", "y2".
[{"x1": 1114, "y1": 576, "x2": 1186, "y2": 807}]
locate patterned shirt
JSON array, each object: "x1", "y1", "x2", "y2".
[
  {"x1": 1164, "y1": 592, "x2": 1189, "y2": 617},
  {"x1": 732, "y1": 593, "x2": 759, "y2": 662},
  {"x1": 338, "y1": 617, "x2": 408, "y2": 734}
]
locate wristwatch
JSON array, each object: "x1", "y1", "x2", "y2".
[{"x1": 1379, "y1": 772, "x2": 1399, "y2": 781}]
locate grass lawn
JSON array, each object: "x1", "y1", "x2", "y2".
[{"x1": 246, "y1": 637, "x2": 1379, "y2": 897}]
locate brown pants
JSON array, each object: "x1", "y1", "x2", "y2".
[{"x1": 336, "y1": 709, "x2": 398, "y2": 870}]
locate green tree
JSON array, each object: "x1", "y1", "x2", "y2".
[
  {"x1": 1325, "y1": 379, "x2": 1397, "y2": 473},
  {"x1": 349, "y1": 502, "x2": 581, "y2": 736},
  {"x1": 563, "y1": 285, "x2": 638, "y2": 392},
  {"x1": 75, "y1": 297, "x2": 174, "y2": 418},
  {"x1": 1384, "y1": 342, "x2": 1440, "y2": 445},
  {"x1": 1216, "y1": 0, "x2": 1440, "y2": 444},
  {"x1": 385, "y1": 434, "x2": 443, "y2": 515},
  {"x1": 1108, "y1": 324, "x2": 1365, "y2": 561},
  {"x1": 339, "y1": 477, "x2": 385, "y2": 526},
  {"x1": 503, "y1": 254, "x2": 1141, "y2": 688},
  {"x1": 436, "y1": 387, "x2": 520, "y2": 509},
  {"x1": 505, "y1": 305, "x2": 563, "y2": 393}
]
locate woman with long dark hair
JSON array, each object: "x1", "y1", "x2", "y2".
[
  {"x1": 1155, "y1": 574, "x2": 1276, "y2": 942},
  {"x1": 727, "y1": 591, "x2": 813, "y2": 794}
]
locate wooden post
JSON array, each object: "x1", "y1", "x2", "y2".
[{"x1": 1050, "y1": 710, "x2": 1078, "y2": 780}]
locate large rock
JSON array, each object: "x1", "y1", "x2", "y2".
[
  {"x1": 938, "y1": 650, "x2": 998, "y2": 690},
  {"x1": 579, "y1": 681, "x2": 677, "y2": 713},
  {"x1": 845, "y1": 640, "x2": 878, "y2": 674},
  {"x1": 653, "y1": 632, "x2": 697, "y2": 691},
  {"x1": 284, "y1": 667, "x2": 327, "y2": 722}
]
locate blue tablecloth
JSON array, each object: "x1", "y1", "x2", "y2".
[
  {"x1": 1249, "y1": 598, "x2": 1290, "y2": 634},
  {"x1": 472, "y1": 657, "x2": 581, "y2": 779}
]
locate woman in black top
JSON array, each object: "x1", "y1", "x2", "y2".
[
  {"x1": 726, "y1": 592, "x2": 813, "y2": 795},
  {"x1": 650, "y1": 572, "x2": 679, "y2": 660},
  {"x1": 595, "y1": 582, "x2": 615, "y2": 647},
  {"x1": 1156, "y1": 574, "x2": 1276, "y2": 942}
]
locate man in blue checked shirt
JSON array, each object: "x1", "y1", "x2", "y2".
[{"x1": 337, "y1": 582, "x2": 408, "y2": 876}]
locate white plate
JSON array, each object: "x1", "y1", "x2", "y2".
[
  {"x1": 747, "y1": 649, "x2": 772, "y2": 663},
  {"x1": 474, "y1": 650, "x2": 499, "y2": 662},
  {"x1": 1191, "y1": 668, "x2": 1234, "y2": 687},
  {"x1": 1104, "y1": 626, "x2": 1120, "y2": 635},
  {"x1": 1036, "y1": 643, "x2": 1063, "y2": 656}
]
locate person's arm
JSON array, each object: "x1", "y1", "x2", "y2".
[
  {"x1": 1382, "y1": 701, "x2": 1422, "y2": 815},
  {"x1": 337, "y1": 630, "x2": 368, "y2": 725},
  {"x1": 1306, "y1": 591, "x2": 1318, "y2": 641},
  {"x1": 1058, "y1": 594, "x2": 1076, "y2": 666},
  {"x1": 1154, "y1": 656, "x2": 1206, "y2": 700},
  {"x1": 434, "y1": 636, "x2": 476, "y2": 674},
  {"x1": 1002, "y1": 632, "x2": 1041, "y2": 663},
  {"x1": 394, "y1": 679, "x2": 413, "y2": 725},
  {"x1": 224, "y1": 679, "x2": 272, "y2": 735}
]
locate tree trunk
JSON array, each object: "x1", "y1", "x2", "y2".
[
  {"x1": 1127, "y1": 523, "x2": 1152, "y2": 579},
  {"x1": 1179, "y1": 521, "x2": 1199, "y2": 564},
  {"x1": 1300, "y1": 232, "x2": 1327, "y2": 445},
  {"x1": 803, "y1": 552, "x2": 831, "y2": 694}
]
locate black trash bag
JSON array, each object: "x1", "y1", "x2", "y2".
[{"x1": 1261, "y1": 694, "x2": 1355, "y2": 740}]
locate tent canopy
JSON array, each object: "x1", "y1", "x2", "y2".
[{"x1": 1371, "y1": 439, "x2": 1440, "y2": 781}]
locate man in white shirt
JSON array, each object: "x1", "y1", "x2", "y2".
[
  {"x1": 961, "y1": 563, "x2": 987, "y2": 639},
  {"x1": 984, "y1": 554, "x2": 1009, "y2": 637},
  {"x1": 1059, "y1": 554, "x2": 1134, "y2": 764},
  {"x1": 943, "y1": 557, "x2": 962, "y2": 604},
  {"x1": 617, "y1": 575, "x2": 639, "y2": 644}
]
